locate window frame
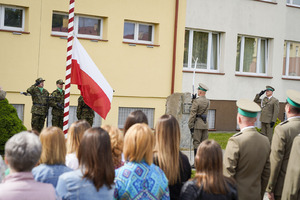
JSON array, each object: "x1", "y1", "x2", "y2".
[
  {"x1": 283, "y1": 41, "x2": 300, "y2": 79},
  {"x1": 51, "y1": 12, "x2": 103, "y2": 40},
  {"x1": 287, "y1": 0, "x2": 300, "y2": 7},
  {"x1": 0, "y1": 5, "x2": 25, "y2": 32},
  {"x1": 183, "y1": 29, "x2": 220, "y2": 72},
  {"x1": 123, "y1": 21, "x2": 155, "y2": 45},
  {"x1": 235, "y1": 35, "x2": 269, "y2": 76}
]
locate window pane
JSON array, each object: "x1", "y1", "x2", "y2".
[
  {"x1": 4, "y1": 7, "x2": 23, "y2": 28},
  {"x1": 193, "y1": 32, "x2": 208, "y2": 69},
  {"x1": 288, "y1": 42, "x2": 300, "y2": 76},
  {"x1": 12, "y1": 104, "x2": 24, "y2": 122},
  {"x1": 123, "y1": 22, "x2": 135, "y2": 39},
  {"x1": 292, "y1": 0, "x2": 300, "y2": 5},
  {"x1": 118, "y1": 107, "x2": 154, "y2": 129},
  {"x1": 283, "y1": 42, "x2": 287, "y2": 75},
  {"x1": 78, "y1": 17, "x2": 101, "y2": 36},
  {"x1": 207, "y1": 110, "x2": 215, "y2": 129},
  {"x1": 183, "y1": 30, "x2": 190, "y2": 68},
  {"x1": 138, "y1": 24, "x2": 152, "y2": 41},
  {"x1": 259, "y1": 40, "x2": 266, "y2": 73},
  {"x1": 243, "y1": 37, "x2": 257, "y2": 73},
  {"x1": 210, "y1": 33, "x2": 218, "y2": 70},
  {"x1": 236, "y1": 36, "x2": 241, "y2": 71},
  {"x1": 52, "y1": 13, "x2": 68, "y2": 32}
]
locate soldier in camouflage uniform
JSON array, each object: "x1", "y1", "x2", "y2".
[
  {"x1": 49, "y1": 79, "x2": 65, "y2": 129},
  {"x1": 26, "y1": 78, "x2": 49, "y2": 133},
  {"x1": 77, "y1": 95, "x2": 94, "y2": 126}
]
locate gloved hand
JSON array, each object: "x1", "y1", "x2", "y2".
[
  {"x1": 259, "y1": 90, "x2": 266, "y2": 97},
  {"x1": 34, "y1": 81, "x2": 40, "y2": 86},
  {"x1": 192, "y1": 94, "x2": 197, "y2": 99},
  {"x1": 190, "y1": 128, "x2": 194, "y2": 135},
  {"x1": 57, "y1": 103, "x2": 64, "y2": 109},
  {"x1": 20, "y1": 92, "x2": 28, "y2": 96},
  {"x1": 270, "y1": 122, "x2": 275, "y2": 128}
]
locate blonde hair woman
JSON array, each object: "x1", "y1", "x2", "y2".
[
  {"x1": 153, "y1": 114, "x2": 191, "y2": 200},
  {"x1": 65, "y1": 120, "x2": 91, "y2": 169},
  {"x1": 101, "y1": 125, "x2": 124, "y2": 169},
  {"x1": 32, "y1": 127, "x2": 72, "y2": 187},
  {"x1": 180, "y1": 140, "x2": 237, "y2": 200},
  {"x1": 114, "y1": 123, "x2": 169, "y2": 199}
]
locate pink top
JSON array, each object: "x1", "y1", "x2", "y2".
[{"x1": 0, "y1": 172, "x2": 56, "y2": 200}]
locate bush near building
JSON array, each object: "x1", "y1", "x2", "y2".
[{"x1": 0, "y1": 98, "x2": 26, "y2": 155}]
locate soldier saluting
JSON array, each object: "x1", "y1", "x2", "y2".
[
  {"x1": 26, "y1": 78, "x2": 49, "y2": 133},
  {"x1": 254, "y1": 85, "x2": 279, "y2": 143},
  {"x1": 49, "y1": 79, "x2": 65, "y2": 129}
]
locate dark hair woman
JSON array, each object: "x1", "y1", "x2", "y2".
[
  {"x1": 123, "y1": 110, "x2": 148, "y2": 134},
  {"x1": 180, "y1": 140, "x2": 238, "y2": 200},
  {"x1": 56, "y1": 127, "x2": 115, "y2": 200}
]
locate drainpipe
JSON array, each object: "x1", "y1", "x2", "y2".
[{"x1": 171, "y1": 0, "x2": 179, "y2": 94}]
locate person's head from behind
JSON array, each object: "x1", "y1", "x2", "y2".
[
  {"x1": 39, "y1": 127, "x2": 66, "y2": 165},
  {"x1": 123, "y1": 110, "x2": 148, "y2": 134},
  {"x1": 154, "y1": 114, "x2": 181, "y2": 184},
  {"x1": 66, "y1": 120, "x2": 91, "y2": 154},
  {"x1": 78, "y1": 127, "x2": 114, "y2": 190},
  {"x1": 195, "y1": 140, "x2": 228, "y2": 194},
  {"x1": 101, "y1": 125, "x2": 124, "y2": 168},
  {"x1": 5, "y1": 131, "x2": 41, "y2": 172},
  {"x1": 124, "y1": 123, "x2": 154, "y2": 165}
]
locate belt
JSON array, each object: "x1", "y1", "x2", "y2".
[{"x1": 33, "y1": 103, "x2": 48, "y2": 106}]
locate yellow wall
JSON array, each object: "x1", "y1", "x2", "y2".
[{"x1": 1, "y1": 0, "x2": 186, "y2": 129}]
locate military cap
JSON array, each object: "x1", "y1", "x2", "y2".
[
  {"x1": 35, "y1": 77, "x2": 45, "y2": 83},
  {"x1": 286, "y1": 89, "x2": 300, "y2": 108},
  {"x1": 56, "y1": 79, "x2": 65, "y2": 85},
  {"x1": 236, "y1": 99, "x2": 261, "y2": 118},
  {"x1": 198, "y1": 83, "x2": 209, "y2": 92},
  {"x1": 266, "y1": 85, "x2": 275, "y2": 92}
]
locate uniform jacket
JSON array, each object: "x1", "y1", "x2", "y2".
[
  {"x1": 223, "y1": 127, "x2": 271, "y2": 200},
  {"x1": 77, "y1": 96, "x2": 94, "y2": 120},
  {"x1": 188, "y1": 96, "x2": 210, "y2": 130},
  {"x1": 27, "y1": 85, "x2": 49, "y2": 115},
  {"x1": 254, "y1": 94, "x2": 279, "y2": 123},
  {"x1": 49, "y1": 89, "x2": 65, "y2": 116},
  {"x1": 282, "y1": 134, "x2": 300, "y2": 200},
  {"x1": 267, "y1": 117, "x2": 300, "y2": 196}
]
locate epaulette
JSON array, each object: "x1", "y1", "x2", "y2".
[
  {"x1": 279, "y1": 120, "x2": 289, "y2": 126},
  {"x1": 232, "y1": 132, "x2": 242, "y2": 137}
]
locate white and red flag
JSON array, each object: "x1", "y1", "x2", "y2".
[{"x1": 71, "y1": 37, "x2": 113, "y2": 119}]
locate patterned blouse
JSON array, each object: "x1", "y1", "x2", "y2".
[{"x1": 114, "y1": 161, "x2": 170, "y2": 200}]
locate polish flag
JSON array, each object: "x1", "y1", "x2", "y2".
[{"x1": 71, "y1": 37, "x2": 113, "y2": 119}]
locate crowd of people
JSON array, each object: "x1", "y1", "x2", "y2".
[{"x1": 0, "y1": 81, "x2": 300, "y2": 200}]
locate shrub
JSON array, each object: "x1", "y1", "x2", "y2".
[
  {"x1": 0, "y1": 99, "x2": 26, "y2": 155},
  {"x1": 255, "y1": 118, "x2": 281, "y2": 133}
]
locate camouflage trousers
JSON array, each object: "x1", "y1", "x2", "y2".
[
  {"x1": 192, "y1": 129, "x2": 208, "y2": 149},
  {"x1": 52, "y1": 114, "x2": 63, "y2": 129},
  {"x1": 31, "y1": 113, "x2": 46, "y2": 133}
]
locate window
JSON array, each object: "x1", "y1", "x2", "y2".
[
  {"x1": 12, "y1": 104, "x2": 24, "y2": 122},
  {"x1": 287, "y1": 0, "x2": 300, "y2": 7},
  {"x1": 118, "y1": 107, "x2": 154, "y2": 129},
  {"x1": 123, "y1": 21, "x2": 154, "y2": 44},
  {"x1": 236, "y1": 35, "x2": 268, "y2": 75},
  {"x1": 0, "y1": 5, "x2": 25, "y2": 31},
  {"x1": 52, "y1": 13, "x2": 103, "y2": 39},
  {"x1": 283, "y1": 41, "x2": 300, "y2": 78},
  {"x1": 183, "y1": 30, "x2": 220, "y2": 72},
  {"x1": 207, "y1": 110, "x2": 216, "y2": 129},
  {"x1": 47, "y1": 106, "x2": 101, "y2": 127}
]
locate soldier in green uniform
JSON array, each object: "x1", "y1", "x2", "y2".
[
  {"x1": 266, "y1": 89, "x2": 300, "y2": 200},
  {"x1": 282, "y1": 134, "x2": 300, "y2": 200},
  {"x1": 254, "y1": 85, "x2": 279, "y2": 143},
  {"x1": 77, "y1": 95, "x2": 94, "y2": 126},
  {"x1": 223, "y1": 99, "x2": 270, "y2": 200},
  {"x1": 49, "y1": 79, "x2": 65, "y2": 129},
  {"x1": 26, "y1": 78, "x2": 49, "y2": 133},
  {"x1": 188, "y1": 83, "x2": 210, "y2": 165}
]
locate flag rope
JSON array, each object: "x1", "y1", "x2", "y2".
[{"x1": 63, "y1": 0, "x2": 75, "y2": 134}]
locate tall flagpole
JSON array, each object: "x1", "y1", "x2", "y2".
[{"x1": 63, "y1": 0, "x2": 75, "y2": 134}]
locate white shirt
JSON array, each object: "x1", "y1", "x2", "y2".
[{"x1": 65, "y1": 153, "x2": 79, "y2": 170}]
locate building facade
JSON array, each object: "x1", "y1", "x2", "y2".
[
  {"x1": 183, "y1": 0, "x2": 300, "y2": 131},
  {"x1": 0, "y1": 0, "x2": 186, "y2": 130}
]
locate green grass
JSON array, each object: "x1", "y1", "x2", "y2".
[{"x1": 208, "y1": 132, "x2": 235, "y2": 150}]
